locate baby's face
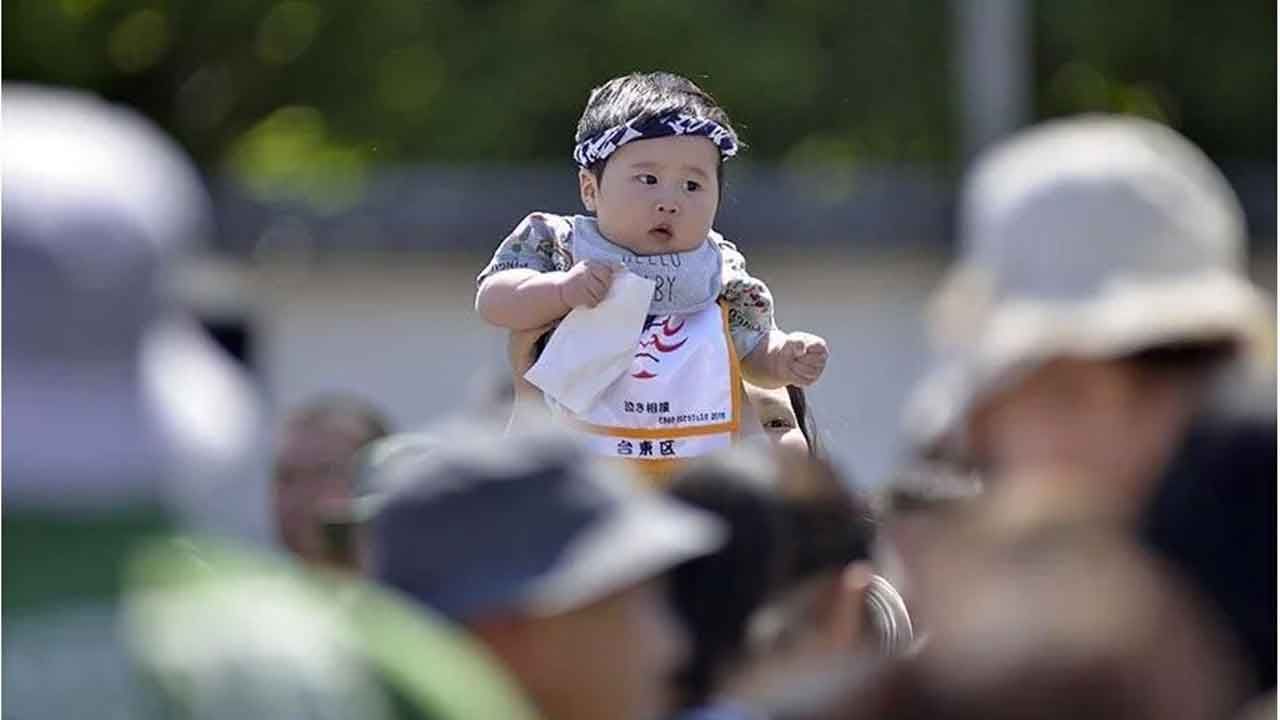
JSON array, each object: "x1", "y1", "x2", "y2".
[{"x1": 582, "y1": 135, "x2": 720, "y2": 255}]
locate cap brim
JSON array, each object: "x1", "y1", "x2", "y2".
[
  {"x1": 519, "y1": 492, "x2": 726, "y2": 616},
  {"x1": 6, "y1": 316, "x2": 264, "y2": 520},
  {"x1": 907, "y1": 268, "x2": 1272, "y2": 448},
  {"x1": 345, "y1": 433, "x2": 446, "y2": 523}
]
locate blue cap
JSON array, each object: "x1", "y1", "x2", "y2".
[{"x1": 370, "y1": 425, "x2": 725, "y2": 621}]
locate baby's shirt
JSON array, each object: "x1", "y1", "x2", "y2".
[{"x1": 477, "y1": 212, "x2": 774, "y2": 359}]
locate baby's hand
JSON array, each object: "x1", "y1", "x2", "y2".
[
  {"x1": 558, "y1": 260, "x2": 617, "y2": 309},
  {"x1": 779, "y1": 332, "x2": 829, "y2": 386}
]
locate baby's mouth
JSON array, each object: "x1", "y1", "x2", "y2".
[{"x1": 648, "y1": 224, "x2": 674, "y2": 241}]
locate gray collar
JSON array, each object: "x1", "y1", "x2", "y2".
[{"x1": 571, "y1": 215, "x2": 722, "y2": 315}]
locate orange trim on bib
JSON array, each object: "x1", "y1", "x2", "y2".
[{"x1": 611, "y1": 457, "x2": 688, "y2": 489}]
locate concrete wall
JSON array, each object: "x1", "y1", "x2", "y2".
[
  {"x1": 190, "y1": 247, "x2": 1273, "y2": 490},
  {"x1": 197, "y1": 251, "x2": 946, "y2": 488}
]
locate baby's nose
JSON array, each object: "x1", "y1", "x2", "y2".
[{"x1": 655, "y1": 201, "x2": 679, "y2": 215}]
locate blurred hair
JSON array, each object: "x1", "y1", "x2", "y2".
[
  {"x1": 1123, "y1": 338, "x2": 1238, "y2": 378},
  {"x1": 284, "y1": 394, "x2": 392, "y2": 448},
  {"x1": 667, "y1": 450, "x2": 877, "y2": 708},
  {"x1": 1142, "y1": 407, "x2": 1276, "y2": 692},
  {"x1": 878, "y1": 527, "x2": 1250, "y2": 720},
  {"x1": 575, "y1": 71, "x2": 740, "y2": 189},
  {"x1": 877, "y1": 460, "x2": 985, "y2": 519},
  {"x1": 466, "y1": 369, "x2": 519, "y2": 427},
  {"x1": 282, "y1": 395, "x2": 392, "y2": 568}
]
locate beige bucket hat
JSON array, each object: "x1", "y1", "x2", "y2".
[{"x1": 906, "y1": 115, "x2": 1272, "y2": 450}]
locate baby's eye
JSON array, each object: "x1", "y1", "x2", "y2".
[
  {"x1": 685, "y1": 180, "x2": 702, "y2": 192},
  {"x1": 765, "y1": 418, "x2": 795, "y2": 430},
  {"x1": 637, "y1": 174, "x2": 658, "y2": 185}
]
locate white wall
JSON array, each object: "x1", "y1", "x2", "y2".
[
  {"x1": 231, "y1": 251, "x2": 947, "y2": 488},
  {"x1": 218, "y1": 249, "x2": 1273, "y2": 489}
]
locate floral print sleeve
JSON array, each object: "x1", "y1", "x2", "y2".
[
  {"x1": 476, "y1": 212, "x2": 575, "y2": 287},
  {"x1": 714, "y1": 232, "x2": 775, "y2": 359}
]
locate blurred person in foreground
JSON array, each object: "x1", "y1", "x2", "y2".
[
  {"x1": 666, "y1": 447, "x2": 913, "y2": 720},
  {"x1": 129, "y1": 423, "x2": 538, "y2": 719},
  {"x1": 2, "y1": 82, "x2": 266, "y2": 716},
  {"x1": 273, "y1": 395, "x2": 391, "y2": 570},
  {"x1": 903, "y1": 115, "x2": 1275, "y2": 690},
  {"x1": 368, "y1": 425, "x2": 727, "y2": 720},
  {"x1": 3, "y1": 83, "x2": 273, "y2": 541},
  {"x1": 2, "y1": 84, "x2": 526, "y2": 720},
  {"x1": 709, "y1": 499, "x2": 1253, "y2": 720},
  {"x1": 866, "y1": 518, "x2": 1252, "y2": 720},
  {"x1": 871, "y1": 460, "x2": 983, "y2": 637}
]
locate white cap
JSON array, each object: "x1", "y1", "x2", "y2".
[{"x1": 4, "y1": 84, "x2": 268, "y2": 540}]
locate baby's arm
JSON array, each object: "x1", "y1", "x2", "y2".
[
  {"x1": 477, "y1": 263, "x2": 615, "y2": 330},
  {"x1": 475, "y1": 213, "x2": 617, "y2": 330},
  {"x1": 717, "y1": 234, "x2": 829, "y2": 388}
]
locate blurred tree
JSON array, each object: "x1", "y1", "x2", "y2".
[
  {"x1": 1034, "y1": 0, "x2": 1276, "y2": 158},
  {"x1": 4, "y1": 0, "x2": 1272, "y2": 210}
]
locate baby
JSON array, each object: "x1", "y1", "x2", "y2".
[{"x1": 477, "y1": 71, "x2": 828, "y2": 475}]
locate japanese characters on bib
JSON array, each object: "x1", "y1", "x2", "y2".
[{"x1": 549, "y1": 302, "x2": 742, "y2": 484}]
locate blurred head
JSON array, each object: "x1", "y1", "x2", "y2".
[
  {"x1": 966, "y1": 342, "x2": 1234, "y2": 520},
  {"x1": 368, "y1": 426, "x2": 725, "y2": 720},
  {"x1": 471, "y1": 579, "x2": 687, "y2": 720},
  {"x1": 906, "y1": 115, "x2": 1269, "y2": 520},
  {"x1": 3, "y1": 83, "x2": 265, "y2": 536},
  {"x1": 575, "y1": 72, "x2": 739, "y2": 255},
  {"x1": 666, "y1": 448, "x2": 895, "y2": 710},
  {"x1": 883, "y1": 524, "x2": 1250, "y2": 720},
  {"x1": 273, "y1": 396, "x2": 390, "y2": 568},
  {"x1": 874, "y1": 460, "x2": 984, "y2": 619},
  {"x1": 1141, "y1": 409, "x2": 1278, "y2": 692}
]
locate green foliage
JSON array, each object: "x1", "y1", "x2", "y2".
[
  {"x1": 4, "y1": 0, "x2": 1272, "y2": 209},
  {"x1": 1034, "y1": 0, "x2": 1276, "y2": 158}
]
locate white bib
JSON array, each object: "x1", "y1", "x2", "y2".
[{"x1": 549, "y1": 302, "x2": 742, "y2": 482}]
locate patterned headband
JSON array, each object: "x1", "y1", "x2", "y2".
[{"x1": 572, "y1": 112, "x2": 739, "y2": 169}]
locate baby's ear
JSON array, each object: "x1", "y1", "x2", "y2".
[{"x1": 578, "y1": 168, "x2": 599, "y2": 212}]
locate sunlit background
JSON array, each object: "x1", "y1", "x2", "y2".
[{"x1": 6, "y1": 0, "x2": 1274, "y2": 485}]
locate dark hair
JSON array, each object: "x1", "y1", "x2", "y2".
[
  {"x1": 786, "y1": 385, "x2": 823, "y2": 458},
  {"x1": 575, "y1": 71, "x2": 741, "y2": 188},
  {"x1": 667, "y1": 451, "x2": 876, "y2": 708},
  {"x1": 1142, "y1": 409, "x2": 1277, "y2": 689},
  {"x1": 668, "y1": 466, "x2": 788, "y2": 707},
  {"x1": 1123, "y1": 339, "x2": 1238, "y2": 376},
  {"x1": 286, "y1": 394, "x2": 392, "y2": 448}
]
